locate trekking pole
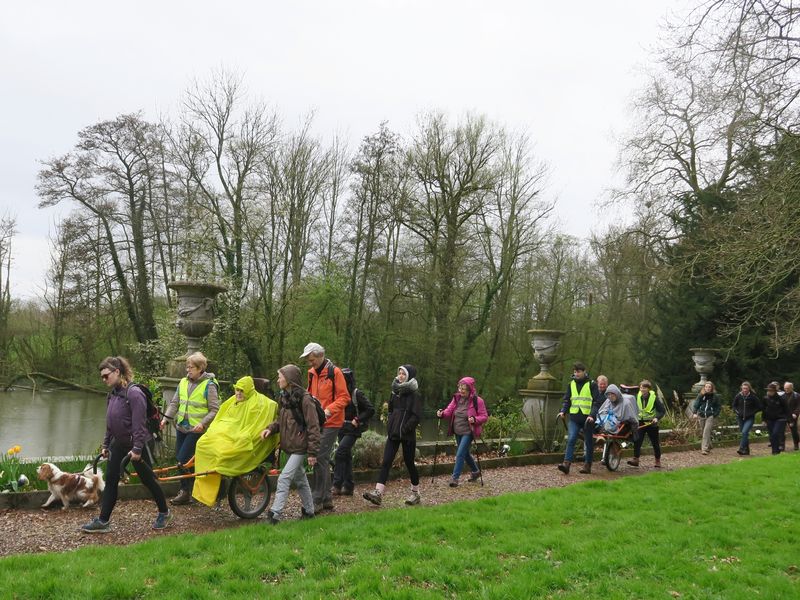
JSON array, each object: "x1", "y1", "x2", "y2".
[
  {"x1": 471, "y1": 430, "x2": 484, "y2": 487},
  {"x1": 431, "y1": 417, "x2": 442, "y2": 484}
]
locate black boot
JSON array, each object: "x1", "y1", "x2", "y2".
[{"x1": 557, "y1": 461, "x2": 571, "y2": 474}]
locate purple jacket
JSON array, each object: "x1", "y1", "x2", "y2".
[
  {"x1": 441, "y1": 377, "x2": 489, "y2": 437},
  {"x1": 103, "y1": 384, "x2": 150, "y2": 453}
]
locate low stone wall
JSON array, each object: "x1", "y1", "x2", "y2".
[{"x1": 1, "y1": 437, "x2": 767, "y2": 510}]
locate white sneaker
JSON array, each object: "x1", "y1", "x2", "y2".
[{"x1": 404, "y1": 491, "x2": 421, "y2": 506}]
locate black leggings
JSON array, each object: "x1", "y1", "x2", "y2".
[
  {"x1": 634, "y1": 423, "x2": 661, "y2": 459},
  {"x1": 100, "y1": 441, "x2": 167, "y2": 521},
  {"x1": 378, "y1": 437, "x2": 419, "y2": 486}
]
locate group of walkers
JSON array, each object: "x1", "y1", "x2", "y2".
[
  {"x1": 556, "y1": 363, "x2": 667, "y2": 474},
  {"x1": 554, "y1": 361, "x2": 800, "y2": 478},
  {"x1": 80, "y1": 343, "x2": 491, "y2": 531}
]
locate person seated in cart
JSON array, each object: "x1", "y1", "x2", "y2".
[
  {"x1": 191, "y1": 376, "x2": 280, "y2": 506},
  {"x1": 595, "y1": 384, "x2": 639, "y2": 437}
]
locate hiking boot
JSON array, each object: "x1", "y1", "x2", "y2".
[
  {"x1": 322, "y1": 500, "x2": 335, "y2": 511},
  {"x1": 404, "y1": 491, "x2": 421, "y2": 506},
  {"x1": 627, "y1": 458, "x2": 640, "y2": 467},
  {"x1": 579, "y1": 463, "x2": 592, "y2": 474},
  {"x1": 654, "y1": 459, "x2": 662, "y2": 468},
  {"x1": 449, "y1": 478, "x2": 459, "y2": 488},
  {"x1": 557, "y1": 461, "x2": 571, "y2": 475},
  {"x1": 170, "y1": 489, "x2": 192, "y2": 505},
  {"x1": 340, "y1": 488, "x2": 354, "y2": 496},
  {"x1": 331, "y1": 486, "x2": 342, "y2": 496},
  {"x1": 152, "y1": 511, "x2": 173, "y2": 531},
  {"x1": 81, "y1": 517, "x2": 111, "y2": 534},
  {"x1": 467, "y1": 471, "x2": 481, "y2": 482},
  {"x1": 300, "y1": 507, "x2": 315, "y2": 520},
  {"x1": 363, "y1": 490, "x2": 382, "y2": 506},
  {"x1": 266, "y1": 510, "x2": 279, "y2": 525}
]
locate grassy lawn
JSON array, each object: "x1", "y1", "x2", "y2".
[{"x1": 1, "y1": 454, "x2": 798, "y2": 599}]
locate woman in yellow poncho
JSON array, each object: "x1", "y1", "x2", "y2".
[{"x1": 192, "y1": 376, "x2": 279, "y2": 506}]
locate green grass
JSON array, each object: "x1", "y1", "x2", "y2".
[{"x1": 1, "y1": 454, "x2": 798, "y2": 599}]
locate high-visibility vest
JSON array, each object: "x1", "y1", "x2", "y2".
[
  {"x1": 569, "y1": 381, "x2": 593, "y2": 415},
  {"x1": 177, "y1": 377, "x2": 215, "y2": 427},
  {"x1": 637, "y1": 391, "x2": 656, "y2": 421}
]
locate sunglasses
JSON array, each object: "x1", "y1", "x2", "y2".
[{"x1": 100, "y1": 371, "x2": 115, "y2": 380}]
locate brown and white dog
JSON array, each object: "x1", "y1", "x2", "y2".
[{"x1": 37, "y1": 463, "x2": 105, "y2": 510}]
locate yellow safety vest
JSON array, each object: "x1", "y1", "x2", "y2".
[
  {"x1": 637, "y1": 391, "x2": 656, "y2": 421},
  {"x1": 569, "y1": 381, "x2": 593, "y2": 415},
  {"x1": 177, "y1": 377, "x2": 215, "y2": 427}
]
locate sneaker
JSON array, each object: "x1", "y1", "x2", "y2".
[
  {"x1": 701, "y1": 450, "x2": 709, "y2": 455},
  {"x1": 152, "y1": 511, "x2": 174, "y2": 531},
  {"x1": 300, "y1": 507, "x2": 315, "y2": 520},
  {"x1": 467, "y1": 471, "x2": 481, "y2": 482},
  {"x1": 322, "y1": 500, "x2": 335, "y2": 511},
  {"x1": 627, "y1": 459, "x2": 640, "y2": 467},
  {"x1": 363, "y1": 490, "x2": 382, "y2": 506},
  {"x1": 449, "y1": 478, "x2": 459, "y2": 488},
  {"x1": 340, "y1": 488, "x2": 354, "y2": 496},
  {"x1": 170, "y1": 489, "x2": 191, "y2": 505},
  {"x1": 81, "y1": 517, "x2": 111, "y2": 533},
  {"x1": 331, "y1": 486, "x2": 342, "y2": 496},
  {"x1": 404, "y1": 491, "x2": 421, "y2": 506},
  {"x1": 266, "y1": 510, "x2": 279, "y2": 525}
]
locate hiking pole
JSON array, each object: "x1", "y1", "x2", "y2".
[
  {"x1": 471, "y1": 430, "x2": 484, "y2": 487},
  {"x1": 431, "y1": 417, "x2": 442, "y2": 484}
]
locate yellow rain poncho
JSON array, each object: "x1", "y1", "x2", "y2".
[{"x1": 192, "y1": 376, "x2": 279, "y2": 506}]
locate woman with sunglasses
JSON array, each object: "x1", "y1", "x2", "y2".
[{"x1": 81, "y1": 356, "x2": 172, "y2": 533}]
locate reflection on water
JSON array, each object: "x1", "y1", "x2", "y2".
[{"x1": 0, "y1": 390, "x2": 107, "y2": 458}]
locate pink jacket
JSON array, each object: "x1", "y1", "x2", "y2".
[{"x1": 441, "y1": 377, "x2": 489, "y2": 437}]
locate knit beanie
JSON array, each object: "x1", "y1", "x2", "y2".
[{"x1": 398, "y1": 364, "x2": 417, "y2": 380}]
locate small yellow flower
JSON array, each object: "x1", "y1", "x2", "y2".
[
  {"x1": 13, "y1": 445, "x2": 21, "y2": 454},
  {"x1": 6, "y1": 448, "x2": 12, "y2": 456}
]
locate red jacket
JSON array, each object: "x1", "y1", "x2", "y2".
[{"x1": 307, "y1": 359, "x2": 351, "y2": 428}]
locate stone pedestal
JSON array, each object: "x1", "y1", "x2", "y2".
[
  {"x1": 520, "y1": 329, "x2": 564, "y2": 450},
  {"x1": 157, "y1": 280, "x2": 227, "y2": 419}
]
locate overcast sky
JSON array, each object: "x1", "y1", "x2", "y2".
[{"x1": 1, "y1": 0, "x2": 689, "y2": 300}]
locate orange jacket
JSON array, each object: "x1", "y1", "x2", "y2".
[{"x1": 307, "y1": 360, "x2": 351, "y2": 428}]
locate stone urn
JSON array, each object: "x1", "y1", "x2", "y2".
[
  {"x1": 527, "y1": 329, "x2": 564, "y2": 389},
  {"x1": 689, "y1": 347, "x2": 719, "y2": 394},
  {"x1": 169, "y1": 281, "x2": 228, "y2": 355},
  {"x1": 520, "y1": 329, "x2": 565, "y2": 452}
]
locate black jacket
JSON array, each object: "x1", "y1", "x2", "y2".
[
  {"x1": 731, "y1": 392, "x2": 762, "y2": 420},
  {"x1": 340, "y1": 388, "x2": 375, "y2": 437},
  {"x1": 386, "y1": 382, "x2": 423, "y2": 442},
  {"x1": 762, "y1": 393, "x2": 789, "y2": 422}
]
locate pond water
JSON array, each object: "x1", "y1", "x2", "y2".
[
  {"x1": 0, "y1": 389, "x2": 456, "y2": 459},
  {"x1": 0, "y1": 389, "x2": 108, "y2": 458}
]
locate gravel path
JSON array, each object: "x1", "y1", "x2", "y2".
[{"x1": 0, "y1": 442, "x2": 775, "y2": 557}]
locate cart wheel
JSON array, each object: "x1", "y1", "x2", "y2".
[
  {"x1": 605, "y1": 441, "x2": 621, "y2": 471},
  {"x1": 228, "y1": 466, "x2": 272, "y2": 519}
]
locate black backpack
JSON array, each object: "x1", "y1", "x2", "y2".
[
  {"x1": 123, "y1": 383, "x2": 162, "y2": 438},
  {"x1": 291, "y1": 393, "x2": 326, "y2": 432}
]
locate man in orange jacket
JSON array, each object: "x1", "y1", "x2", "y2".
[{"x1": 301, "y1": 342, "x2": 351, "y2": 512}]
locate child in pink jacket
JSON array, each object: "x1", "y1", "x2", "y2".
[{"x1": 436, "y1": 376, "x2": 489, "y2": 486}]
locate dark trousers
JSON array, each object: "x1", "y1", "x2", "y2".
[
  {"x1": 333, "y1": 432, "x2": 358, "y2": 492},
  {"x1": 790, "y1": 416, "x2": 799, "y2": 448},
  {"x1": 634, "y1": 423, "x2": 661, "y2": 459},
  {"x1": 377, "y1": 437, "x2": 419, "y2": 486},
  {"x1": 766, "y1": 419, "x2": 787, "y2": 454},
  {"x1": 175, "y1": 430, "x2": 202, "y2": 491},
  {"x1": 100, "y1": 441, "x2": 167, "y2": 521}
]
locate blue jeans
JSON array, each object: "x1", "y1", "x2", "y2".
[
  {"x1": 175, "y1": 430, "x2": 202, "y2": 491},
  {"x1": 270, "y1": 452, "x2": 314, "y2": 519},
  {"x1": 737, "y1": 416, "x2": 754, "y2": 451},
  {"x1": 452, "y1": 433, "x2": 479, "y2": 480},
  {"x1": 767, "y1": 419, "x2": 786, "y2": 454},
  {"x1": 565, "y1": 416, "x2": 594, "y2": 463}
]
